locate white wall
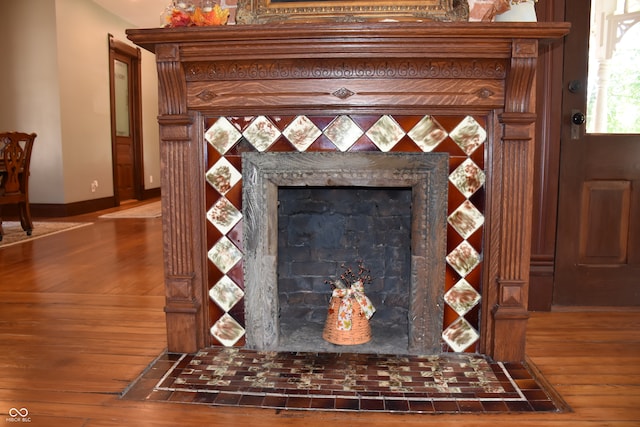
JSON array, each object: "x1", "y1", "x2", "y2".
[
  {"x1": 0, "y1": 0, "x2": 65, "y2": 204},
  {"x1": 0, "y1": 0, "x2": 160, "y2": 205}
]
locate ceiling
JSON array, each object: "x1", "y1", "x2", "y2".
[{"x1": 91, "y1": 0, "x2": 169, "y2": 28}]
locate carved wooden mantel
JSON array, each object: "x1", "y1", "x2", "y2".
[{"x1": 128, "y1": 22, "x2": 569, "y2": 362}]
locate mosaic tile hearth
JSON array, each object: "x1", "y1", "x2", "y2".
[
  {"x1": 204, "y1": 114, "x2": 487, "y2": 353},
  {"x1": 124, "y1": 348, "x2": 565, "y2": 414}
]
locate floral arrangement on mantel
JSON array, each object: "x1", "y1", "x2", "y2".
[
  {"x1": 324, "y1": 261, "x2": 376, "y2": 334},
  {"x1": 469, "y1": 0, "x2": 538, "y2": 22},
  {"x1": 161, "y1": 1, "x2": 229, "y2": 27}
]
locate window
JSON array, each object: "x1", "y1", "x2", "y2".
[{"x1": 587, "y1": 0, "x2": 640, "y2": 133}]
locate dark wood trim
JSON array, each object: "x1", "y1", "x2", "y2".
[
  {"x1": 2, "y1": 189, "x2": 160, "y2": 218},
  {"x1": 30, "y1": 197, "x2": 116, "y2": 218},
  {"x1": 142, "y1": 187, "x2": 161, "y2": 200},
  {"x1": 108, "y1": 34, "x2": 145, "y2": 204},
  {"x1": 109, "y1": 34, "x2": 139, "y2": 57},
  {"x1": 528, "y1": 0, "x2": 566, "y2": 311},
  {"x1": 528, "y1": 254, "x2": 555, "y2": 311},
  {"x1": 128, "y1": 23, "x2": 572, "y2": 53}
]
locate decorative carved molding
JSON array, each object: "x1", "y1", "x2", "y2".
[
  {"x1": 513, "y1": 39, "x2": 538, "y2": 58},
  {"x1": 505, "y1": 40, "x2": 538, "y2": 113},
  {"x1": 165, "y1": 274, "x2": 195, "y2": 300},
  {"x1": 196, "y1": 90, "x2": 218, "y2": 102},
  {"x1": 476, "y1": 88, "x2": 495, "y2": 99},
  {"x1": 184, "y1": 59, "x2": 508, "y2": 82},
  {"x1": 186, "y1": 79, "x2": 505, "y2": 111},
  {"x1": 156, "y1": 44, "x2": 187, "y2": 116},
  {"x1": 497, "y1": 279, "x2": 527, "y2": 306},
  {"x1": 332, "y1": 87, "x2": 355, "y2": 99}
]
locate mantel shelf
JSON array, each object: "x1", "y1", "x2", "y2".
[{"x1": 127, "y1": 22, "x2": 571, "y2": 54}]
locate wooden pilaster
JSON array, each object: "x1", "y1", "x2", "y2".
[{"x1": 156, "y1": 44, "x2": 206, "y2": 353}]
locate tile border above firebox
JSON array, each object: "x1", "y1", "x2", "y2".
[{"x1": 242, "y1": 152, "x2": 449, "y2": 355}]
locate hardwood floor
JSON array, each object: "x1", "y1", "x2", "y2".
[{"x1": 1, "y1": 200, "x2": 639, "y2": 426}]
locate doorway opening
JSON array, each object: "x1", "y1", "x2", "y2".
[{"x1": 108, "y1": 34, "x2": 144, "y2": 204}]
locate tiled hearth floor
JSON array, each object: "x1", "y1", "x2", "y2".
[{"x1": 123, "y1": 348, "x2": 567, "y2": 414}]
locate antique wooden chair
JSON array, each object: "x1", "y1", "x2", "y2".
[{"x1": 0, "y1": 132, "x2": 36, "y2": 241}]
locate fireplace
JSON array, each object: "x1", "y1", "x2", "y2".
[
  {"x1": 277, "y1": 186, "x2": 413, "y2": 353},
  {"x1": 242, "y1": 152, "x2": 448, "y2": 355},
  {"x1": 127, "y1": 21, "x2": 570, "y2": 361}
]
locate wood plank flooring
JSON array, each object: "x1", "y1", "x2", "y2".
[{"x1": 1, "y1": 199, "x2": 639, "y2": 426}]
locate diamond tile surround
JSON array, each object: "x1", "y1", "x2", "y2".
[
  {"x1": 206, "y1": 198, "x2": 242, "y2": 235},
  {"x1": 242, "y1": 116, "x2": 281, "y2": 152},
  {"x1": 206, "y1": 157, "x2": 242, "y2": 195},
  {"x1": 407, "y1": 115, "x2": 449, "y2": 152},
  {"x1": 205, "y1": 114, "x2": 487, "y2": 352},
  {"x1": 208, "y1": 236, "x2": 242, "y2": 275},
  {"x1": 282, "y1": 115, "x2": 322, "y2": 151},
  {"x1": 366, "y1": 115, "x2": 406, "y2": 152},
  {"x1": 205, "y1": 117, "x2": 242, "y2": 154},
  {"x1": 323, "y1": 115, "x2": 365, "y2": 151},
  {"x1": 445, "y1": 279, "x2": 481, "y2": 316},
  {"x1": 210, "y1": 275, "x2": 244, "y2": 312}
]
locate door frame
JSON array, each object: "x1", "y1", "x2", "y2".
[
  {"x1": 108, "y1": 34, "x2": 144, "y2": 204},
  {"x1": 527, "y1": 0, "x2": 568, "y2": 311}
]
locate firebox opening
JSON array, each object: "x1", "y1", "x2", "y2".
[
  {"x1": 242, "y1": 152, "x2": 448, "y2": 356},
  {"x1": 277, "y1": 186, "x2": 412, "y2": 354}
]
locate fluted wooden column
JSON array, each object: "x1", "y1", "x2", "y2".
[
  {"x1": 156, "y1": 43, "x2": 206, "y2": 353},
  {"x1": 488, "y1": 39, "x2": 538, "y2": 361}
]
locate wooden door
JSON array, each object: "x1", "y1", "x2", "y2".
[
  {"x1": 554, "y1": 1, "x2": 640, "y2": 305},
  {"x1": 109, "y1": 35, "x2": 143, "y2": 203}
]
